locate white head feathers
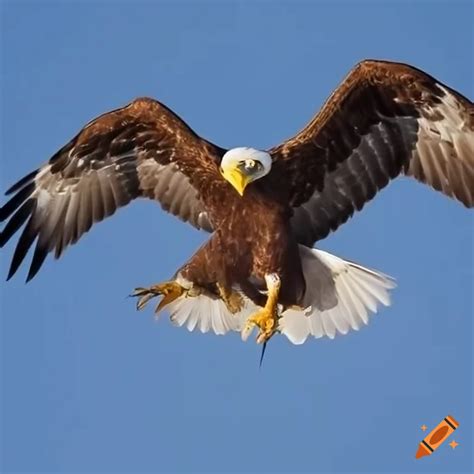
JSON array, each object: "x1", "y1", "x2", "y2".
[
  {"x1": 221, "y1": 147, "x2": 273, "y2": 172},
  {"x1": 220, "y1": 147, "x2": 273, "y2": 196}
]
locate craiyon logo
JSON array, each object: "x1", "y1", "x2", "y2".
[{"x1": 416, "y1": 415, "x2": 459, "y2": 459}]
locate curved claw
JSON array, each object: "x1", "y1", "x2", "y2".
[
  {"x1": 241, "y1": 307, "x2": 277, "y2": 344},
  {"x1": 241, "y1": 320, "x2": 256, "y2": 342},
  {"x1": 241, "y1": 273, "x2": 281, "y2": 344},
  {"x1": 131, "y1": 281, "x2": 185, "y2": 313}
]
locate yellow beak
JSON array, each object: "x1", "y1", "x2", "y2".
[{"x1": 221, "y1": 167, "x2": 251, "y2": 196}]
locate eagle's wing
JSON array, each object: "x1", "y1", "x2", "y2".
[
  {"x1": 268, "y1": 60, "x2": 473, "y2": 246},
  {"x1": 1, "y1": 98, "x2": 224, "y2": 281}
]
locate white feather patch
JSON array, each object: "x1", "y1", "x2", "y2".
[
  {"x1": 164, "y1": 291, "x2": 255, "y2": 336},
  {"x1": 162, "y1": 247, "x2": 395, "y2": 344},
  {"x1": 278, "y1": 247, "x2": 396, "y2": 345},
  {"x1": 409, "y1": 84, "x2": 474, "y2": 204}
]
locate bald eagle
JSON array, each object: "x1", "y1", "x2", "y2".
[{"x1": 1, "y1": 60, "x2": 473, "y2": 345}]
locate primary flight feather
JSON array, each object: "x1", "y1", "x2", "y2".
[{"x1": 1, "y1": 60, "x2": 472, "y2": 345}]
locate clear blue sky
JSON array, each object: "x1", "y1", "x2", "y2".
[{"x1": 1, "y1": 1, "x2": 472, "y2": 473}]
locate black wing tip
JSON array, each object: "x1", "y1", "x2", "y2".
[
  {"x1": 6, "y1": 259, "x2": 21, "y2": 282},
  {"x1": 5, "y1": 265, "x2": 38, "y2": 284},
  {"x1": 26, "y1": 245, "x2": 48, "y2": 282},
  {"x1": 5, "y1": 169, "x2": 39, "y2": 196},
  {"x1": 6, "y1": 256, "x2": 22, "y2": 281},
  {"x1": 4, "y1": 215, "x2": 39, "y2": 282},
  {"x1": 0, "y1": 202, "x2": 11, "y2": 222},
  {"x1": 1, "y1": 199, "x2": 36, "y2": 244},
  {"x1": 1, "y1": 185, "x2": 36, "y2": 225},
  {"x1": 25, "y1": 271, "x2": 37, "y2": 283},
  {"x1": 2, "y1": 169, "x2": 38, "y2": 223},
  {"x1": 4, "y1": 242, "x2": 47, "y2": 284}
]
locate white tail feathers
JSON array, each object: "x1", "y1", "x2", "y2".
[
  {"x1": 165, "y1": 292, "x2": 253, "y2": 336},
  {"x1": 278, "y1": 247, "x2": 396, "y2": 344},
  {"x1": 162, "y1": 246, "x2": 396, "y2": 344}
]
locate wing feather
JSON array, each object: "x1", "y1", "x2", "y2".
[
  {"x1": 1, "y1": 97, "x2": 224, "y2": 280},
  {"x1": 268, "y1": 60, "x2": 473, "y2": 245}
]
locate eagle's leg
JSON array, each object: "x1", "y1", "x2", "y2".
[
  {"x1": 132, "y1": 281, "x2": 186, "y2": 314},
  {"x1": 241, "y1": 273, "x2": 281, "y2": 344},
  {"x1": 216, "y1": 283, "x2": 244, "y2": 314}
]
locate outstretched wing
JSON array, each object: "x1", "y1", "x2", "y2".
[
  {"x1": 268, "y1": 60, "x2": 473, "y2": 246},
  {"x1": 1, "y1": 98, "x2": 225, "y2": 281}
]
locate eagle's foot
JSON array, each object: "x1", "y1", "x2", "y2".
[
  {"x1": 242, "y1": 305, "x2": 278, "y2": 344},
  {"x1": 132, "y1": 281, "x2": 185, "y2": 313},
  {"x1": 241, "y1": 273, "x2": 281, "y2": 344},
  {"x1": 217, "y1": 283, "x2": 244, "y2": 314}
]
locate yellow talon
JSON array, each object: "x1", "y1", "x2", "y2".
[
  {"x1": 131, "y1": 281, "x2": 185, "y2": 313},
  {"x1": 241, "y1": 273, "x2": 281, "y2": 344},
  {"x1": 243, "y1": 306, "x2": 278, "y2": 343}
]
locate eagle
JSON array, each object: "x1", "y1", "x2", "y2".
[{"x1": 1, "y1": 60, "x2": 473, "y2": 346}]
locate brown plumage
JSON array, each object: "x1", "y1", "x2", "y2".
[
  {"x1": 1, "y1": 60, "x2": 472, "y2": 344},
  {"x1": 270, "y1": 60, "x2": 473, "y2": 245},
  {"x1": 0, "y1": 98, "x2": 223, "y2": 281}
]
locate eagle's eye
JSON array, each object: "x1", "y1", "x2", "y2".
[
  {"x1": 244, "y1": 159, "x2": 256, "y2": 170},
  {"x1": 243, "y1": 159, "x2": 263, "y2": 173}
]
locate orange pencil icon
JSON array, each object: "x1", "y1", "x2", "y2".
[{"x1": 415, "y1": 415, "x2": 459, "y2": 459}]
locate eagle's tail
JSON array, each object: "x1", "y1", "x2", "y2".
[
  {"x1": 278, "y1": 246, "x2": 396, "y2": 344},
  {"x1": 163, "y1": 286, "x2": 253, "y2": 336},
  {"x1": 161, "y1": 246, "x2": 395, "y2": 344}
]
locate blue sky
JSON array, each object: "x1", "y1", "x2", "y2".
[{"x1": 1, "y1": 1, "x2": 472, "y2": 473}]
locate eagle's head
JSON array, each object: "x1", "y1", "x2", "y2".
[{"x1": 220, "y1": 147, "x2": 272, "y2": 196}]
